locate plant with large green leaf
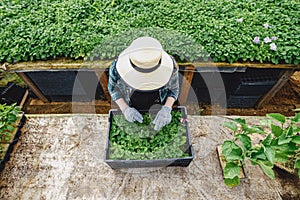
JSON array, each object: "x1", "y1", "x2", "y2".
[
  {"x1": 221, "y1": 112, "x2": 300, "y2": 188},
  {"x1": 0, "y1": 103, "x2": 22, "y2": 142}
]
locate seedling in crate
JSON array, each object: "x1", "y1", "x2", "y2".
[{"x1": 109, "y1": 110, "x2": 188, "y2": 160}]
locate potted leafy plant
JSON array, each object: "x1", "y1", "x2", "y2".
[
  {"x1": 0, "y1": 103, "x2": 25, "y2": 171},
  {"x1": 218, "y1": 112, "x2": 300, "y2": 188}
]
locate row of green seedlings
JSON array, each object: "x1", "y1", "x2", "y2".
[{"x1": 109, "y1": 111, "x2": 189, "y2": 160}]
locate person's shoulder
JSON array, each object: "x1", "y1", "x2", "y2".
[
  {"x1": 168, "y1": 55, "x2": 179, "y2": 72},
  {"x1": 110, "y1": 59, "x2": 118, "y2": 68}
]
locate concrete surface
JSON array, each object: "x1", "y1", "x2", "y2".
[{"x1": 0, "y1": 114, "x2": 299, "y2": 200}]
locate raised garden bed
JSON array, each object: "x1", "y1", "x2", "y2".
[
  {"x1": 0, "y1": 104, "x2": 26, "y2": 172},
  {"x1": 104, "y1": 106, "x2": 194, "y2": 169}
]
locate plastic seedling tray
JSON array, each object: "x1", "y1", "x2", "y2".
[{"x1": 104, "y1": 106, "x2": 194, "y2": 169}]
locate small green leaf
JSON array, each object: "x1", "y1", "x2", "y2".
[
  {"x1": 222, "y1": 141, "x2": 243, "y2": 161},
  {"x1": 245, "y1": 126, "x2": 265, "y2": 134},
  {"x1": 264, "y1": 147, "x2": 275, "y2": 164},
  {"x1": 224, "y1": 162, "x2": 241, "y2": 179},
  {"x1": 257, "y1": 161, "x2": 275, "y2": 179},
  {"x1": 224, "y1": 121, "x2": 238, "y2": 132},
  {"x1": 274, "y1": 152, "x2": 289, "y2": 163},
  {"x1": 235, "y1": 134, "x2": 252, "y2": 150},
  {"x1": 251, "y1": 148, "x2": 267, "y2": 160},
  {"x1": 271, "y1": 124, "x2": 283, "y2": 137},
  {"x1": 295, "y1": 159, "x2": 300, "y2": 169},
  {"x1": 287, "y1": 126, "x2": 294, "y2": 136},
  {"x1": 224, "y1": 176, "x2": 240, "y2": 188},
  {"x1": 262, "y1": 134, "x2": 272, "y2": 146},
  {"x1": 291, "y1": 113, "x2": 300, "y2": 123},
  {"x1": 291, "y1": 136, "x2": 300, "y2": 144},
  {"x1": 234, "y1": 118, "x2": 246, "y2": 125},
  {"x1": 6, "y1": 125, "x2": 15, "y2": 132},
  {"x1": 278, "y1": 133, "x2": 292, "y2": 145},
  {"x1": 266, "y1": 113, "x2": 286, "y2": 124}
]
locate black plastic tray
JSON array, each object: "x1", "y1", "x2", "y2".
[
  {"x1": 104, "y1": 106, "x2": 194, "y2": 169},
  {"x1": 227, "y1": 95, "x2": 262, "y2": 108}
]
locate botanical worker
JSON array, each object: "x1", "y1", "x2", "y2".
[{"x1": 108, "y1": 36, "x2": 179, "y2": 131}]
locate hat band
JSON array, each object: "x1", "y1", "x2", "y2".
[{"x1": 129, "y1": 58, "x2": 161, "y2": 73}]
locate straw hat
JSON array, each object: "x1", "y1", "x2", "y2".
[{"x1": 116, "y1": 37, "x2": 174, "y2": 91}]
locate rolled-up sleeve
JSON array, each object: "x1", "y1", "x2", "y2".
[
  {"x1": 167, "y1": 67, "x2": 180, "y2": 100},
  {"x1": 108, "y1": 60, "x2": 122, "y2": 101}
]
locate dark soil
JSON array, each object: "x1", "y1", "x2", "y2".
[{"x1": 274, "y1": 167, "x2": 300, "y2": 200}]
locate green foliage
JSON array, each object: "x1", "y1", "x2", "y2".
[
  {"x1": 221, "y1": 112, "x2": 300, "y2": 188},
  {"x1": 109, "y1": 110, "x2": 189, "y2": 160},
  {"x1": 224, "y1": 162, "x2": 240, "y2": 179},
  {"x1": 0, "y1": 103, "x2": 21, "y2": 142},
  {"x1": 1, "y1": 0, "x2": 299, "y2": 64},
  {"x1": 0, "y1": 72, "x2": 26, "y2": 87},
  {"x1": 224, "y1": 176, "x2": 240, "y2": 188}
]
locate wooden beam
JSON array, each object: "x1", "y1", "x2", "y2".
[
  {"x1": 95, "y1": 69, "x2": 111, "y2": 103},
  {"x1": 186, "y1": 62, "x2": 300, "y2": 69},
  {"x1": 257, "y1": 69, "x2": 295, "y2": 109},
  {"x1": 178, "y1": 65, "x2": 195, "y2": 105},
  {"x1": 16, "y1": 72, "x2": 50, "y2": 103},
  {"x1": 24, "y1": 99, "x2": 111, "y2": 114},
  {"x1": 19, "y1": 89, "x2": 29, "y2": 108},
  {"x1": 4, "y1": 58, "x2": 300, "y2": 71}
]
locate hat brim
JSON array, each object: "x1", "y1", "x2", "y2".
[{"x1": 116, "y1": 51, "x2": 173, "y2": 91}]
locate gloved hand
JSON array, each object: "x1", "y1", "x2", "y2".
[
  {"x1": 153, "y1": 106, "x2": 172, "y2": 131},
  {"x1": 122, "y1": 106, "x2": 143, "y2": 123}
]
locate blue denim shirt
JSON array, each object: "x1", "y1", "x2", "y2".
[{"x1": 108, "y1": 58, "x2": 179, "y2": 105}]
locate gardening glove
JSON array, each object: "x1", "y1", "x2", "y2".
[
  {"x1": 122, "y1": 106, "x2": 143, "y2": 123},
  {"x1": 153, "y1": 106, "x2": 172, "y2": 131}
]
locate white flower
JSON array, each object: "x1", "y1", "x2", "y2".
[{"x1": 236, "y1": 18, "x2": 243, "y2": 23}]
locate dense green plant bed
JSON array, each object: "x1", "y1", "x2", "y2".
[
  {"x1": 108, "y1": 110, "x2": 189, "y2": 160},
  {"x1": 1, "y1": 0, "x2": 299, "y2": 64}
]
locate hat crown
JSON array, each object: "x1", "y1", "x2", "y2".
[
  {"x1": 130, "y1": 36, "x2": 162, "y2": 49},
  {"x1": 116, "y1": 37, "x2": 173, "y2": 90},
  {"x1": 125, "y1": 37, "x2": 163, "y2": 69},
  {"x1": 130, "y1": 49, "x2": 162, "y2": 69}
]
